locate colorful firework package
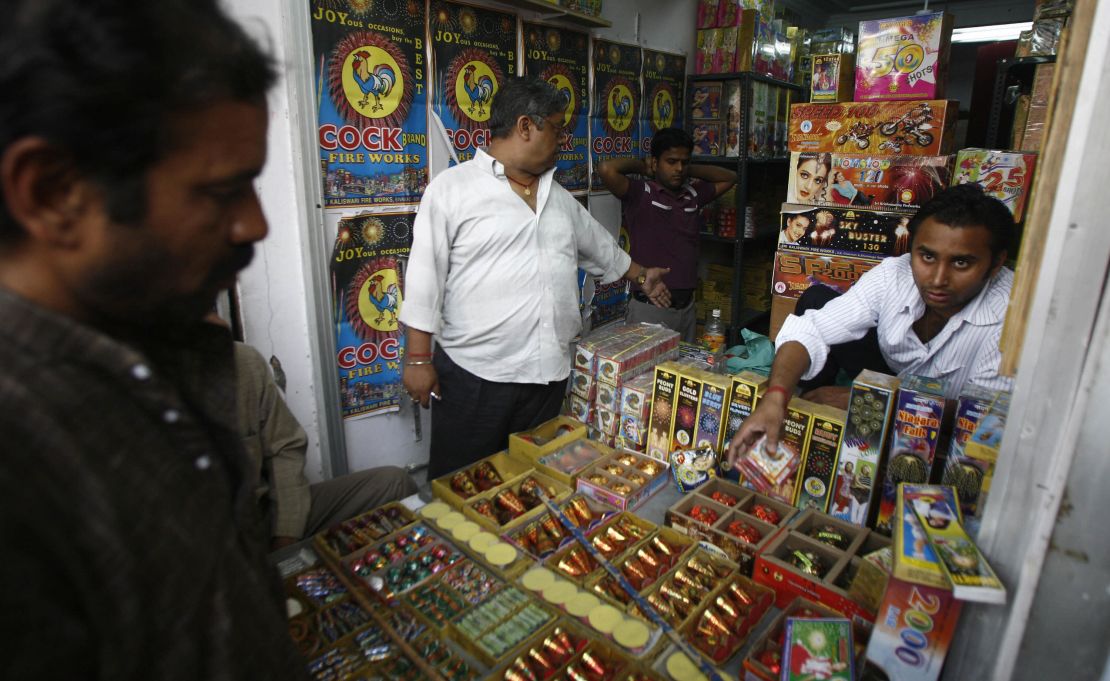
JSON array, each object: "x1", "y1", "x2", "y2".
[
  {"x1": 576, "y1": 447, "x2": 671, "y2": 511},
  {"x1": 753, "y1": 507, "x2": 891, "y2": 622},
  {"x1": 952, "y1": 149, "x2": 1037, "y2": 222},
  {"x1": 780, "y1": 617, "x2": 855, "y2": 681},
  {"x1": 431, "y1": 451, "x2": 535, "y2": 510},
  {"x1": 786, "y1": 152, "x2": 953, "y2": 211},
  {"x1": 770, "y1": 249, "x2": 883, "y2": 301},
  {"x1": 618, "y1": 373, "x2": 655, "y2": 422},
  {"x1": 573, "y1": 323, "x2": 679, "y2": 383},
  {"x1": 788, "y1": 100, "x2": 958, "y2": 156},
  {"x1": 862, "y1": 573, "x2": 962, "y2": 681},
  {"x1": 670, "y1": 373, "x2": 702, "y2": 453},
  {"x1": 961, "y1": 390, "x2": 1011, "y2": 522},
  {"x1": 874, "y1": 375, "x2": 953, "y2": 535},
  {"x1": 668, "y1": 446, "x2": 719, "y2": 494},
  {"x1": 939, "y1": 386, "x2": 1003, "y2": 517},
  {"x1": 509, "y1": 416, "x2": 588, "y2": 466},
  {"x1": 778, "y1": 203, "x2": 915, "y2": 258},
  {"x1": 854, "y1": 12, "x2": 953, "y2": 102},
  {"x1": 794, "y1": 403, "x2": 848, "y2": 513},
  {"x1": 720, "y1": 371, "x2": 769, "y2": 478},
  {"x1": 892, "y1": 483, "x2": 960, "y2": 590},
  {"x1": 811, "y1": 53, "x2": 856, "y2": 103}
]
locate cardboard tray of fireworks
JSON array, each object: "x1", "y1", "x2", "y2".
[
  {"x1": 502, "y1": 492, "x2": 620, "y2": 561},
  {"x1": 741, "y1": 596, "x2": 854, "y2": 681},
  {"x1": 460, "y1": 469, "x2": 574, "y2": 535},
  {"x1": 511, "y1": 436, "x2": 615, "y2": 487},
  {"x1": 431, "y1": 450, "x2": 539, "y2": 511},
  {"x1": 665, "y1": 478, "x2": 797, "y2": 575},
  {"x1": 312, "y1": 501, "x2": 420, "y2": 565},
  {"x1": 752, "y1": 508, "x2": 891, "y2": 632},
  {"x1": 509, "y1": 415, "x2": 590, "y2": 464},
  {"x1": 445, "y1": 580, "x2": 564, "y2": 668},
  {"x1": 574, "y1": 447, "x2": 672, "y2": 511}
]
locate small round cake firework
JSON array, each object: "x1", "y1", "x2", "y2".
[
  {"x1": 789, "y1": 549, "x2": 826, "y2": 577},
  {"x1": 751, "y1": 503, "x2": 781, "y2": 525},
  {"x1": 810, "y1": 524, "x2": 850, "y2": 550}
]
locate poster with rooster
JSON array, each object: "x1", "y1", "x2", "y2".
[
  {"x1": 522, "y1": 22, "x2": 589, "y2": 193},
  {"x1": 431, "y1": 1, "x2": 517, "y2": 164},
  {"x1": 331, "y1": 211, "x2": 414, "y2": 419},
  {"x1": 590, "y1": 39, "x2": 642, "y2": 191},
  {"x1": 311, "y1": 0, "x2": 428, "y2": 207},
  {"x1": 641, "y1": 48, "x2": 687, "y2": 154}
]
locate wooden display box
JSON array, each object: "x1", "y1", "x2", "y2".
[
  {"x1": 509, "y1": 416, "x2": 589, "y2": 462},
  {"x1": 430, "y1": 450, "x2": 536, "y2": 510},
  {"x1": 447, "y1": 584, "x2": 558, "y2": 668},
  {"x1": 678, "y1": 572, "x2": 775, "y2": 664},
  {"x1": 461, "y1": 470, "x2": 573, "y2": 533},
  {"x1": 753, "y1": 508, "x2": 891, "y2": 632},
  {"x1": 628, "y1": 546, "x2": 749, "y2": 634},
  {"x1": 741, "y1": 596, "x2": 847, "y2": 681},
  {"x1": 546, "y1": 512, "x2": 657, "y2": 584},
  {"x1": 576, "y1": 448, "x2": 670, "y2": 511},
  {"x1": 314, "y1": 501, "x2": 418, "y2": 563},
  {"x1": 339, "y1": 521, "x2": 464, "y2": 602}
]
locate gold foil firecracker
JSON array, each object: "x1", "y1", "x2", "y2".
[
  {"x1": 604, "y1": 464, "x2": 624, "y2": 477},
  {"x1": 542, "y1": 632, "x2": 572, "y2": 663},
  {"x1": 518, "y1": 476, "x2": 543, "y2": 505},
  {"x1": 451, "y1": 471, "x2": 479, "y2": 498},
  {"x1": 714, "y1": 594, "x2": 740, "y2": 620},
  {"x1": 567, "y1": 497, "x2": 593, "y2": 526},
  {"x1": 521, "y1": 523, "x2": 541, "y2": 552},
  {"x1": 659, "y1": 581, "x2": 695, "y2": 616},
  {"x1": 638, "y1": 460, "x2": 660, "y2": 476},
  {"x1": 472, "y1": 461, "x2": 503, "y2": 491},
  {"x1": 558, "y1": 555, "x2": 587, "y2": 578},
  {"x1": 526, "y1": 647, "x2": 554, "y2": 674},
  {"x1": 532, "y1": 525, "x2": 555, "y2": 555},
  {"x1": 727, "y1": 581, "x2": 755, "y2": 608},
  {"x1": 540, "y1": 514, "x2": 565, "y2": 541},
  {"x1": 564, "y1": 664, "x2": 590, "y2": 681},
  {"x1": 568, "y1": 546, "x2": 594, "y2": 574},
  {"x1": 592, "y1": 534, "x2": 617, "y2": 558},
  {"x1": 588, "y1": 474, "x2": 608, "y2": 486},
  {"x1": 617, "y1": 455, "x2": 638, "y2": 466},
  {"x1": 611, "y1": 483, "x2": 632, "y2": 496},
  {"x1": 627, "y1": 473, "x2": 647, "y2": 486},
  {"x1": 494, "y1": 489, "x2": 527, "y2": 518},
  {"x1": 622, "y1": 558, "x2": 649, "y2": 588},
  {"x1": 580, "y1": 650, "x2": 610, "y2": 678},
  {"x1": 687, "y1": 554, "x2": 727, "y2": 580},
  {"x1": 472, "y1": 498, "x2": 498, "y2": 522},
  {"x1": 636, "y1": 546, "x2": 661, "y2": 577},
  {"x1": 646, "y1": 591, "x2": 678, "y2": 621},
  {"x1": 504, "y1": 664, "x2": 533, "y2": 681},
  {"x1": 674, "y1": 568, "x2": 711, "y2": 594},
  {"x1": 700, "y1": 606, "x2": 732, "y2": 636},
  {"x1": 650, "y1": 535, "x2": 676, "y2": 559}
]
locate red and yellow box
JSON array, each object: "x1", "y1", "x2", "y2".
[
  {"x1": 789, "y1": 100, "x2": 957, "y2": 156},
  {"x1": 771, "y1": 249, "x2": 883, "y2": 300}
]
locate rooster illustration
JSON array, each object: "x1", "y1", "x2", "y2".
[
  {"x1": 366, "y1": 274, "x2": 400, "y2": 325},
  {"x1": 611, "y1": 91, "x2": 632, "y2": 127},
  {"x1": 351, "y1": 51, "x2": 395, "y2": 112},
  {"x1": 550, "y1": 78, "x2": 573, "y2": 116},
  {"x1": 655, "y1": 92, "x2": 671, "y2": 126},
  {"x1": 462, "y1": 64, "x2": 494, "y2": 116}
]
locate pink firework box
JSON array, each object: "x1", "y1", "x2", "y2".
[
  {"x1": 771, "y1": 249, "x2": 883, "y2": 301},
  {"x1": 778, "y1": 203, "x2": 914, "y2": 258},
  {"x1": 952, "y1": 149, "x2": 1038, "y2": 222},
  {"x1": 695, "y1": 29, "x2": 719, "y2": 74},
  {"x1": 697, "y1": 0, "x2": 721, "y2": 28},
  {"x1": 786, "y1": 152, "x2": 953, "y2": 211},
  {"x1": 715, "y1": 26, "x2": 739, "y2": 73},
  {"x1": 789, "y1": 100, "x2": 958, "y2": 156},
  {"x1": 855, "y1": 12, "x2": 954, "y2": 102}
]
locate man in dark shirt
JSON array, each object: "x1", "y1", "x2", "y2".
[
  {"x1": 599, "y1": 128, "x2": 738, "y2": 341},
  {"x1": 0, "y1": 1, "x2": 309, "y2": 678}
]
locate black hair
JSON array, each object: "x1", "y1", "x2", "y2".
[
  {"x1": 651, "y1": 128, "x2": 694, "y2": 159},
  {"x1": 909, "y1": 184, "x2": 1013, "y2": 258},
  {"x1": 488, "y1": 77, "x2": 565, "y2": 139},
  {"x1": 0, "y1": 0, "x2": 276, "y2": 240},
  {"x1": 798, "y1": 152, "x2": 833, "y2": 173}
]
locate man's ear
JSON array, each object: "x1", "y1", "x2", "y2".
[
  {"x1": 1, "y1": 137, "x2": 91, "y2": 247},
  {"x1": 990, "y1": 249, "x2": 1009, "y2": 277},
  {"x1": 515, "y1": 115, "x2": 535, "y2": 140}
]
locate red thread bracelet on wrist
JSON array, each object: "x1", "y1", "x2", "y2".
[{"x1": 764, "y1": 385, "x2": 791, "y2": 402}]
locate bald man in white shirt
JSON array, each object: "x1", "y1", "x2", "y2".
[
  {"x1": 400, "y1": 77, "x2": 671, "y2": 480},
  {"x1": 726, "y1": 185, "x2": 1016, "y2": 467}
]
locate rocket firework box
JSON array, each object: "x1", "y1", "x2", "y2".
[
  {"x1": 778, "y1": 203, "x2": 913, "y2": 258},
  {"x1": 789, "y1": 100, "x2": 957, "y2": 156},
  {"x1": 855, "y1": 12, "x2": 954, "y2": 102},
  {"x1": 771, "y1": 249, "x2": 883, "y2": 300},
  {"x1": 786, "y1": 152, "x2": 952, "y2": 211},
  {"x1": 952, "y1": 149, "x2": 1038, "y2": 222}
]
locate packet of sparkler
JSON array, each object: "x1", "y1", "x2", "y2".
[
  {"x1": 737, "y1": 435, "x2": 799, "y2": 491},
  {"x1": 669, "y1": 446, "x2": 718, "y2": 493}
]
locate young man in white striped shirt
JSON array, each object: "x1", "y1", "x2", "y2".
[{"x1": 726, "y1": 184, "x2": 1015, "y2": 465}]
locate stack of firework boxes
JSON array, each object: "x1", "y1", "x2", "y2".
[
  {"x1": 568, "y1": 324, "x2": 679, "y2": 448},
  {"x1": 773, "y1": 11, "x2": 959, "y2": 339}
]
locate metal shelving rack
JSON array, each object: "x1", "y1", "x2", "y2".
[
  {"x1": 984, "y1": 55, "x2": 1056, "y2": 149},
  {"x1": 689, "y1": 72, "x2": 802, "y2": 343}
]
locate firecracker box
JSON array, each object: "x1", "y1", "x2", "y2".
[
  {"x1": 695, "y1": 30, "x2": 718, "y2": 74},
  {"x1": 742, "y1": 596, "x2": 850, "y2": 681},
  {"x1": 892, "y1": 483, "x2": 960, "y2": 590},
  {"x1": 690, "y1": 368, "x2": 731, "y2": 453},
  {"x1": 669, "y1": 373, "x2": 705, "y2": 453},
  {"x1": 432, "y1": 450, "x2": 539, "y2": 511},
  {"x1": 315, "y1": 501, "x2": 419, "y2": 562},
  {"x1": 618, "y1": 413, "x2": 648, "y2": 449},
  {"x1": 596, "y1": 381, "x2": 621, "y2": 413},
  {"x1": 619, "y1": 373, "x2": 654, "y2": 422},
  {"x1": 570, "y1": 366, "x2": 597, "y2": 401},
  {"x1": 939, "y1": 386, "x2": 1000, "y2": 517},
  {"x1": 672, "y1": 572, "x2": 776, "y2": 665},
  {"x1": 789, "y1": 100, "x2": 958, "y2": 156},
  {"x1": 811, "y1": 53, "x2": 856, "y2": 103},
  {"x1": 646, "y1": 362, "x2": 681, "y2": 461},
  {"x1": 594, "y1": 406, "x2": 620, "y2": 437},
  {"x1": 747, "y1": 398, "x2": 817, "y2": 504},
  {"x1": 720, "y1": 371, "x2": 770, "y2": 471},
  {"x1": 697, "y1": 0, "x2": 720, "y2": 28},
  {"x1": 795, "y1": 403, "x2": 848, "y2": 512},
  {"x1": 786, "y1": 152, "x2": 952, "y2": 210},
  {"x1": 566, "y1": 393, "x2": 592, "y2": 424},
  {"x1": 861, "y1": 575, "x2": 963, "y2": 681},
  {"x1": 503, "y1": 492, "x2": 618, "y2": 561},
  {"x1": 781, "y1": 617, "x2": 856, "y2": 680},
  {"x1": 769, "y1": 294, "x2": 795, "y2": 341},
  {"x1": 754, "y1": 509, "x2": 891, "y2": 630},
  {"x1": 576, "y1": 448, "x2": 671, "y2": 512},
  {"x1": 595, "y1": 327, "x2": 681, "y2": 389},
  {"x1": 666, "y1": 478, "x2": 796, "y2": 574},
  {"x1": 771, "y1": 248, "x2": 883, "y2": 300},
  {"x1": 461, "y1": 470, "x2": 573, "y2": 533},
  {"x1": 447, "y1": 584, "x2": 559, "y2": 668},
  {"x1": 779, "y1": 203, "x2": 913, "y2": 258},
  {"x1": 847, "y1": 545, "x2": 893, "y2": 614},
  {"x1": 827, "y1": 371, "x2": 900, "y2": 528},
  {"x1": 510, "y1": 416, "x2": 589, "y2": 464},
  {"x1": 855, "y1": 12, "x2": 954, "y2": 102},
  {"x1": 952, "y1": 149, "x2": 1038, "y2": 222},
  {"x1": 963, "y1": 390, "x2": 1010, "y2": 515},
  {"x1": 874, "y1": 375, "x2": 952, "y2": 535}
]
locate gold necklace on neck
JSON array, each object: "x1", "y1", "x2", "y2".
[{"x1": 506, "y1": 174, "x2": 538, "y2": 196}]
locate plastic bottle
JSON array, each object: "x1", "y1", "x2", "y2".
[{"x1": 701, "y1": 309, "x2": 726, "y2": 372}]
